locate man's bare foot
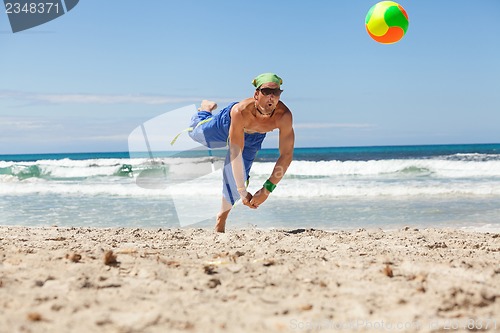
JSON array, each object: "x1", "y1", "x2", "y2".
[
  {"x1": 198, "y1": 100, "x2": 217, "y2": 112},
  {"x1": 215, "y1": 210, "x2": 229, "y2": 233}
]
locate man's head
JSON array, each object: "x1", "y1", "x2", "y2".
[{"x1": 252, "y1": 73, "x2": 283, "y2": 115}]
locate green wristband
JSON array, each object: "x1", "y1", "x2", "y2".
[{"x1": 263, "y1": 179, "x2": 276, "y2": 193}]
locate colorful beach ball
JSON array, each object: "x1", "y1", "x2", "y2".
[{"x1": 365, "y1": 1, "x2": 409, "y2": 44}]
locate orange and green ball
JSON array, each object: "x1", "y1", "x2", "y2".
[{"x1": 365, "y1": 1, "x2": 409, "y2": 44}]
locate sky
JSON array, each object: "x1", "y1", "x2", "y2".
[{"x1": 1, "y1": 0, "x2": 499, "y2": 154}]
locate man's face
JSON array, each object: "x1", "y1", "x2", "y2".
[{"x1": 254, "y1": 82, "x2": 282, "y2": 114}]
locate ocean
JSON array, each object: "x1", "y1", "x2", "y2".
[{"x1": 1, "y1": 143, "x2": 500, "y2": 232}]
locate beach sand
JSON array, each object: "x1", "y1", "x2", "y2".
[{"x1": 0, "y1": 226, "x2": 498, "y2": 333}]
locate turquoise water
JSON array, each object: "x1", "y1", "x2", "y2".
[{"x1": 1, "y1": 143, "x2": 500, "y2": 231}]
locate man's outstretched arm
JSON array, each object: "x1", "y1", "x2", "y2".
[
  {"x1": 251, "y1": 112, "x2": 294, "y2": 207},
  {"x1": 228, "y1": 106, "x2": 255, "y2": 208}
]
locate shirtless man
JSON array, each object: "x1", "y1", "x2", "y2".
[{"x1": 188, "y1": 73, "x2": 295, "y2": 232}]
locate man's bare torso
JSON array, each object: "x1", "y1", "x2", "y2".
[{"x1": 230, "y1": 98, "x2": 290, "y2": 134}]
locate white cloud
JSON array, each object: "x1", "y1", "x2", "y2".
[
  {"x1": 294, "y1": 122, "x2": 376, "y2": 129},
  {"x1": 0, "y1": 117, "x2": 55, "y2": 130},
  {"x1": 32, "y1": 93, "x2": 191, "y2": 105},
  {"x1": 73, "y1": 134, "x2": 128, "y2": 142},
  {"x1": 0, "y1": 89, "x2": 233, "y2": 105}
]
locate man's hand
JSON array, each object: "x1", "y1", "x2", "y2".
[
  {"x1": 249, "y1": 187, "x2": 270, "y2": 208},
  {"x1": 240, "y1": 191, "x2": 257, "y2": 209}
]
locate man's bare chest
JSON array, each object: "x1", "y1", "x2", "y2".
[{"x1": 244, "y1": 120, "x2": 277, "y2": 134}]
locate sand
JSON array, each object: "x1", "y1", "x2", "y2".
[{"x1": 0, "y1": 226, "x2": 499, "y2": 333}]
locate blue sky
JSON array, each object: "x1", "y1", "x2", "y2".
[{"x1": 1, "y1": 0, "x2": 499, "y2": 154}]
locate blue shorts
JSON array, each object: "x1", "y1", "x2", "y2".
[{"x1": 188, "y1": 102, "x2": 266, "y2": 204}]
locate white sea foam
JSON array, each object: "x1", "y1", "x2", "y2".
[
  {"x1": 3, "y1": 157, "x2": 500, "y2": 179},
  {"x1": 252, "y1": 159, "x2": 500, "y2": 178},
  {"x1": 2, "y1": 154, "x2": 500, "y2": 230},
  {"x1": 2, "y1": 158, "x2": 500, "y2": 199}
]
